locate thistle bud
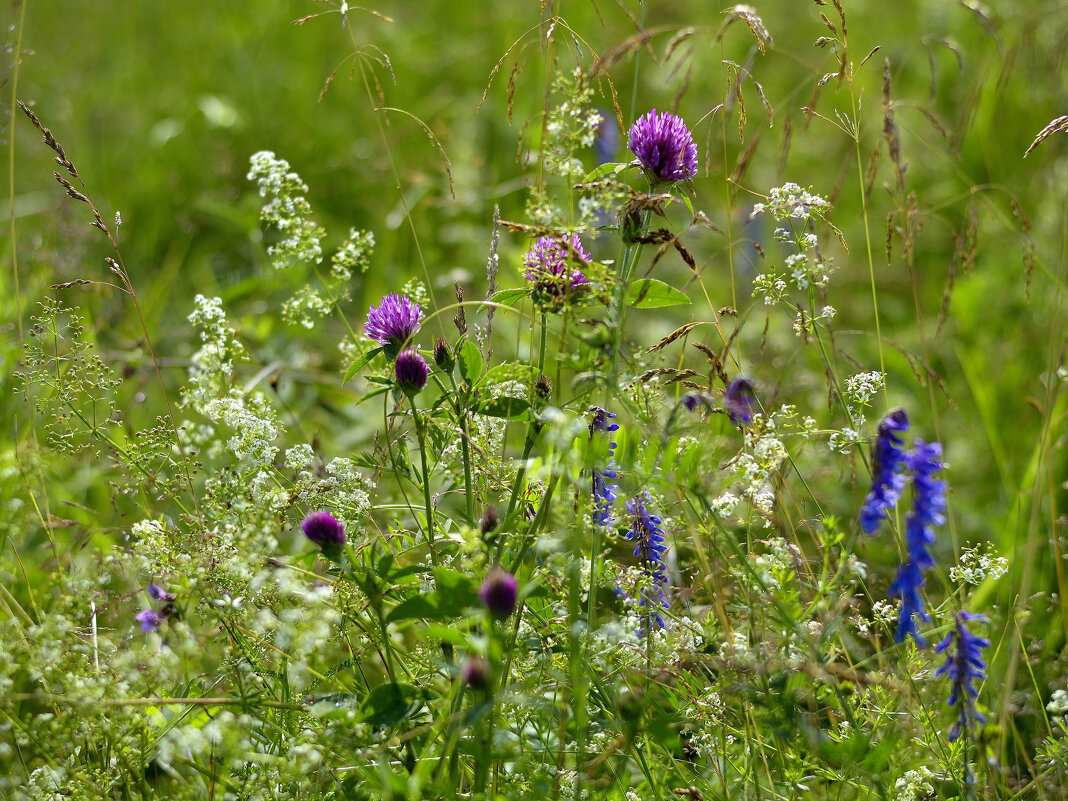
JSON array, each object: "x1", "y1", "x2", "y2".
[{"x1": 395, "y1": 349, "x2": 429, "y2": 395}]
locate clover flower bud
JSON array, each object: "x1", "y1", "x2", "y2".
[
  {"x1": 479, "y1": 569, "x2": 518, "y2": 620},
  {"x1": 395, "y1": 349, "x2": 429, "y2": 395},
  {"x1": 480, "y1": 506, "x2": 499, "y2": 535},
  {"x1": 301, "y1": 511, "x2": 346, "y2": 547},
  {"x1": 433, "y1": 337, "x2": 453, "y2": 371},
  {"x1": 462, "y1": 656, "x2": 491, "y2": 690}
]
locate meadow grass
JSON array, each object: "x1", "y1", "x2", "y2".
[{"x1": 3, "y1": 1, "x2": 1068, "y2": 799}]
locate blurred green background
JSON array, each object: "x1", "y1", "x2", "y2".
[{"x1": 4, "y1": 0, "x2": 1068, "y2": 724}]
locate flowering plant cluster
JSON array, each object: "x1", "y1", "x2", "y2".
[{"x1": 7, "y1": 6, "x2": 1046, "y2": 801}]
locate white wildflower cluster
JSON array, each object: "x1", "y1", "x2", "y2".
[
  {"x1": 892, "y1": 767, "x2": 937, "y2": 801},
  {"x1": 332, "y1": 227, "x2": 375, "y2": 281},
  {"x1": 281, "y1": 451, "x2": 375, "y2": 532},
  {"x1": 950, "y1": 542, "x2": 1009, "y2": 585},
  {"x1": 792, "y1": 305, "x2": 837, "y2": 337},
  {"x1": 1047, "y1": 689, "x2": 1068, "y2": 716},
  {"x1": 282, "y1": 284, "x2": 333, "y2": 329},
  {"x1": 750, "y1": 182, "x2": 831, "y2": 223},
  {"x1": 843, "y1": 371, "x2": 885, "y2": 427},
  {"x1": 752, "y1": 271, "x2": 788, "y2": 306},
  {"x1": 828, "y1": 426, "x2": 865, "y2": 454},
  {"x1": 202, "y1": 393, "x2": 280, "y2": 472},
  {"x1": 401, "y1": 277, "x2": 429, "y2": 308},
  {"x1": 247, "y1": 150, "x2": 325, "y2": 269},
  {"x1": 543, "y1": 68, "x2": 603, "y2": 181},
  {"x1": 186, "y1": 294, "x2": 246, "y2": 405},
  {"x1": 750, "y1": 537, "x2": 802, "y2": 590}
]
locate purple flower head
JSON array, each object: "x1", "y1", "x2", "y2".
[
  {"x1": 135, "y1": 609, "x2": 164, "y2": 633},
  {"x1": 888, "y1": 440, "x2": 946, "y2": 644},
  {"x1": 628, "y1": 109, "x2": 698, "y2": 184},
  {"x1": 364, "y1": 293, "x2": 422, "y2": 349},
  {"x1": 588, "y1": 406, "x2": 620, "y2": 526},
  {"x1": 462, "y1": 656, "x2": 491, "y2": 690},
  {"x1": 935, "y1": 611, "x2": 989, "y2": 741},
  {"x1": 479, "y1": 569, "x2": 519, "y2": 620},
  {"x1": 394, "y1": 349, "x2": 429, "y2": 395},
  {"x1": 524, "y1": 235, "x2": 591, "y2": 308},
  {"x1": 860, "y1": 409, "x2": 910, "y2": 535},
  {"x1": 146, "y1": 583, "x2": 176, "y2": 603},
  {"x1": 625, "y1": 493, "x2": 669, "y2": 631},
  {"x1": 301, "y1": 511, "x2": 346, "y2": 547},
  {"x1": 724, "y1": 377, "x2": 757, "y2": 425}
]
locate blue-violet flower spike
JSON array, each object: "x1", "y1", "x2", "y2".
[
  {"x1": 146, "y1": 583, "x2": 176, "y2": 603},
  {"x1": 935, "y1": 611, "x2": 990, "y2": 741},
  {"x1": 588, "y1": 406, "x2": 620, "y2": 526},
  {"x1": 860, "y1": 409, "x2": 910, "y2": 534},
  {"x1": 625, "y1": 493, "x2": 670, "y2": 631},
  {"x1": 887, "y1": 439, "x2": 946, "y2": 644},
  {"x1": 364, "y1": 293, "x2": 422, "y2": 348},
  {"x1": 627, "y1": 109, "x2": 698, "y2": 184}
]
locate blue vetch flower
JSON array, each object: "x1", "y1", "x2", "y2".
[
  {"x1": 146, "y1": 583, "x2": 176, "y2": 603},
  {"x1": 723, "y1": 377, "x2": 757, "y2": 425},
  {"x1": 888, "y1": 439, "x2": 946, "y2": 644},
  {"x1": 935, "y1": 611, "x2": 990, "y2": 741},
  {"x1": 135, "y1": 608, "x2": 164, "y2": 633},
  {"x1": 625, "y1": 493, "x2": 669, "y2": 631},
  {"x1": 627, "y1": 109, "x2": 698, "y2": 184},
  {"x1": 860, "y1": 409, "x2": 910, "y2": 534},
  {"x1": 588, "y1": 406, "x2": 620, "y2": 526}
]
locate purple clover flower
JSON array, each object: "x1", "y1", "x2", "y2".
[
  {"x1": 364, "y1": 293, "x2": 422, "y2": 348},
  {"x1": 479, "y1": 569, "x2": 519, "y2": 620},
  {"x1": 523, "y1": 235, "x2": 591, "y2": 308},
  {"x1": 462, "y1": 656, "x2": 491, "y2": 690},
  {"x1": 724, "y1": 377, "x2": 757, "y2": 425},
  {"x1": 394, "y1": 349, "x2": 429, "y2": 395},
  {"x1": 935, "y1": 611, "x2": 990, "y2": 741},
  {"x1": 135, "y1": 609, "x2": 164, "y2": 633},
  {"x1": 888, "y1": 440, "x2": 946, "y2": 644},
  {"x1": 588, "y1": 406, "x2": 620, "y2": 527},
  {"x1": 301, "y1": 511, "x2": 346, "y2": 547},
  {"x1": 860, "y1": 409, "x2": 910, "y2": 535},
  {"x1": 625, "y1": 493, "x2": 669, "y2": 631},
  {"x1": 627, "y1": 109, "x2": 698, "y2": 184}
]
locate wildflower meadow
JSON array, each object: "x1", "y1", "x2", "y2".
[{"x1": 4, "y1": 1, "x2": 1068, "y2": 799}]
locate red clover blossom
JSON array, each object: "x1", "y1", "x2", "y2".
[
  {"x1": 394, "y1": 348, "x2": 429, "y2": 395},
  {"x1": 523, "y1": 235, "x2": 591, "y2": 308},
  {"x1": 627, "y1": 109, "x2": 698, "y2": 184},
  {"x1": 364, "y1": 292, "x2": 422, "y2": 348}
]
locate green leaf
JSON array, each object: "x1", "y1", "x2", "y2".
[
  {"x1": 457, "y1": 340, "x2": 484, "y2": 384},
  {"x1": 342, "y1": 347, "x2": 383, "y2": 384},
  {"x1": 354, "y1": 385, "x2": 390, "y2": 407},
  {"x1": 486, "y1": 288, "x2": 529, "y2": 308},
  {"x1": 384, "y1": 568, "x2": 480, "y2": 625},
  {"x1": 626, "y1": 278, "x2": 690, "y2": 309},
  {"x1": 385, "y1": 595, "x2": 441, "y2": 625},
  {"x1": 581, "y1": 161, "x2": 632, "y2": 183},
  {"x1": 476, "y1": 396, "x2": 531, "y2": 420},
  {"x1": 359, "y1": 683, "x2": 421, "y2": 728}
]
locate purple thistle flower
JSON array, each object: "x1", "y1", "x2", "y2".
[
  {"x1": 860, "y1": 409, "x2": 910, "y2": 535},
  {"x1": 394, "y1": 348, "x2": 429, "y2": 395},
  {"x1": 588, "y1": 406, "x2": 620, "y2": 526},
  {"x1": 523, "y1": 235, "x2": 591, "y2": 307},
  {"x1": 364, "y1": 292, "x2": 422, "y2": 348},
  {"x1": 935, "y1": 611, "x2": 990, "y2": 741},
  {"x1": 146, "y1": 583, "x2": 176, "y2": 603},
  {"x1": 888, "y1": 440, "x2": 946, "y2": 644},
  {"x1": 479, "y1": 569, "x2": 519, "y2": 620},
  {"x1": 301, "y1": 511, "x2": 346, "y2": 547},
  {"x1": 723, "y1": 377, "x2": 757, "y2": 425},
  {"x1": 135, "y1": 609, "x2": 164, "y2": 633},
  {"x1": 627, "y1": 109, "x2": 698, "y2": 184},
  {"x1": 625, "y1": 493, "x2": 669, "y2": 631}
]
